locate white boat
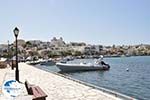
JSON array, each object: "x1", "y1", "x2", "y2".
[
  {"x1": 56, "y1": 61, "x2": 110, "y2": 72},
  {"x1": 40, "y1": 60, "x2": 56, "y2": 66}
]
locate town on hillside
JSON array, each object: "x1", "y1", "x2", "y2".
[{"x1": 0, "y1": 37, "x2": 150, "y2": 61}]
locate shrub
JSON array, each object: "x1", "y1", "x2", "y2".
[{"x1": 0, "y1": 61, "x2": 7, "y2": 69}]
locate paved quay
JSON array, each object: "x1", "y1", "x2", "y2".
[
  {"x1": 0, "y1": 66, "x2": 32, "y2": 100},
  {"x1": 0, "y1": 68, "x2": 9, "y2": 86},
  {"x1": 0, "y1": 68, "x2": 9, "y2": 96},
  {"x1": 19, "y1": 63, "x2": 122, "y2": 100}
]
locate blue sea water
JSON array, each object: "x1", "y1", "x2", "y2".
[{"x1": 36, "y1": 56, "x2": 150, "y2": 100}]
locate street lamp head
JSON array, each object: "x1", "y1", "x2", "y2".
[{"x1": 13, "y1": 27, "x2": 19, "y2": 37}]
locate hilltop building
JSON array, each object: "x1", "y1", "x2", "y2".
[
  {"x1": 13, "y1": 39, "x2": 26, "y2": 46},
  {"x1": 84, "y1": 45, "x2": 103, "y2": 55},
  {"x1": 28, "y1": 40, "x2": 42, "y2": 46},
  {"x1": 50, "y1": 37, "x2": 66, "y2": 47},
  {"x1": 0, "y1": 44, "x2": 8, "y2": 53}
]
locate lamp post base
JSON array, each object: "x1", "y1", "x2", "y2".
[{"x1": 15, "y1": 70, "x2": 19, "y2": 82}]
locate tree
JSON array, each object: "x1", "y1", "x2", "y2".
[
  {"x1": 26, "y1": 41, "x2": 32, "y2": 45},
  {"x1": 25, "y1": 41, "x2": 32, "y2": 48},
  {"x1": 47, "y1": 51, "x2": 54, "y2": 58},
  {"x1": 73, "y1": 51, "x2": 82, "y2": 56}
]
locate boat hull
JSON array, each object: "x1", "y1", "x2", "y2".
[
  {"x1": 56, "y1": 63, "x2": 110, "y2": 72},
  {"x1": 40, "y1": 60, "x2": 56, "y2": 66}
]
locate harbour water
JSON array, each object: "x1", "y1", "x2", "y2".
[{"x1": 35, "y1": 56, "x2": 150, "y2": 100}]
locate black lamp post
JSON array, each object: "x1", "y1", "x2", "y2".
[{"x1": 13, "y1": 27, "x2": 19, "y2": 82}]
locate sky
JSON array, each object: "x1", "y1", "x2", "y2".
[{"x1": 0, "y1": 0, "x2": 150, "y2": 45}]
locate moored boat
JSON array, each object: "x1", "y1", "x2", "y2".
[
  {"x1": 56, "y1": 61, "x2": 110, "y2": 72},
  {"x1": 40, "y1": 60, "x2": 56, "y2": 66}
]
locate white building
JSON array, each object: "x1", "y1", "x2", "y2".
[
  {"x1": 0, "y1": 44, "x2": 8, "y2": 52},
  {"x1": 84, "y1": 45, "x2": 103, "y2": 54},
  {"x1": 50, "y1": 37, "x2": 66, "y2": 47},
  {"x1": 13, "y1": 39, "x2": 26, "y2": 47},
  {"x1": 28, "y1": 40, "x2": 42, "y2": 46}
]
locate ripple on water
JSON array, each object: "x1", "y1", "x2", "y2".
[{"x1": 36, "y1": 56, "x2": 150, "y2": 100}]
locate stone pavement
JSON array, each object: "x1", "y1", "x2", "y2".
[
  {"x1": 19, "y1": 63, "x2": 122, "y2": 100},
  {"x1": 0, "y1": 66, "x2": 32, "y2": 100},
  {"x1": 0, "y1": 67, "x2": 10, "y2": 97}
]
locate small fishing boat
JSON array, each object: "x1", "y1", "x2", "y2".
[
  {"x1": 56, "y1": 60, "x2": 110, "y2": 72},
  {"x1": 40, "y1": 59, "x2": 56, "y2": 66}
]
